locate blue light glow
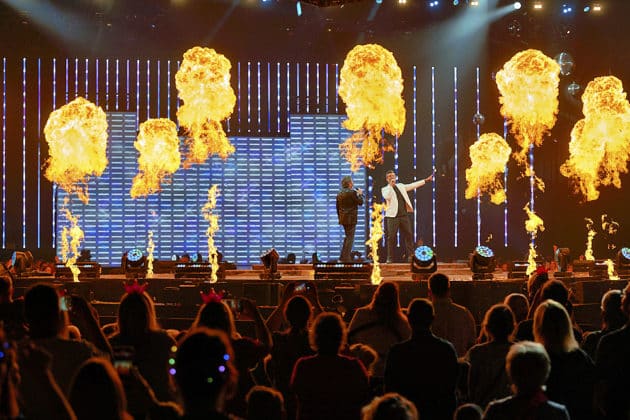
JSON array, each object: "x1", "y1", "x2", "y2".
[
  {"x1": 296, "y1": 1, "x2": 302, "y2": 16},
  {"x1": 127, "y1": 248, "x2": 144, "y2": 262},
  {"x1": 453, "y1": 67, "x2": 458, "y2": 247},
  {"x1": 431, "y1": 66, "x2": 436, "y2": 246},
  {"x1": 415, "y1": 245, "x2": 434, "y2": 262},
  {"x1": 621, "y1": 247, "x2": 630, "y2": 260},
  {"x1": 476, "y1": 245, "x2": 494, "y2": 258}
]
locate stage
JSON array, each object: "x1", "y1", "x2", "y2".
[{"x1": 11, "y1": 262, "x2": 628, "y2": 333}]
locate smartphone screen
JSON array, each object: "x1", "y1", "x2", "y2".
[
  {"x1": 294, "y1": 282, "x2": 307, "y2": 293},
  {"x1": 113, "y1": 346, "x2": 135, "y2": 375}
]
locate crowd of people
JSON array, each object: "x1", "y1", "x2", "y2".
[{"x1": 0, "y1": 269, "x2": 629, "y2": 419}]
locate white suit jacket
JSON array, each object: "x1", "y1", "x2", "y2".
[{"x1": 381, "y1": 180, "x2": 426, "y2": 218}]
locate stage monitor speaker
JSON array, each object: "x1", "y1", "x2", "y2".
[{"x1": 55, "y1": 262, "x2": 101, "y2": 281}]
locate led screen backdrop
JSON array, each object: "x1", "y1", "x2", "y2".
[{"x1": 55, "y1": 112, "x2": 367, "y2": 266}]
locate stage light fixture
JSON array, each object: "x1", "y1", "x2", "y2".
[
  {"x1": 615, "y1": 247, "x2": 630, "y2": 276},
  {"x1": 411, "y1": 245, "x2": 437, "y2": 280},
  {"x1": 313, "y1": 261, "x2": 372, "y2": 280},
  {"x1": 554, "y1": 247, "x2": 573, "y2": 277},
  {"x1": 122, "y1": 248, "x2": 148, "y2": 279},
  {"x1": 469, "y1": 245, "x2": 496, "y2": 280},
  {"x1": 562, "y1": 4, "x2": 573, "y2": 14},
  {"x1": 533, "y1": 1, "x2": 543, "y2": 10},
  {"x1": 592, "y1": 3, "x2": 601, "y2": 12},
  {"x1": 514, "y1": 2, "x2": 521, "y2": 9},
  {"x1": 11, "y1": 250, "x2": 34, "y2": 275},
  {"x1": 260, "y1": 248, "x2": 281, "y2": 280},
  {"x1": 55, "y1": 262, "x2": 102, "y2": 281},
  {"x1": 469, "y1": 0, "x2": 479, "y2": 6}
]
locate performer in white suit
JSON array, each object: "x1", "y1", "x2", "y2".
[{"x1": 381, "y1": 170, "x2": 434, "y2": 263}]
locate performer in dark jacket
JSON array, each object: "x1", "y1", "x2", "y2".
[{"x1": 336, "y1": 176, "x2": 364, "y2": 262}]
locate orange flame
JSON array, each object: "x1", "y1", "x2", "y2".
[
  {"x1": 146, "y1": 230, "x2": 155, "y2": 279},
  {"x1": 523, "y1": 203, "x2": 544, "y2": 276},
  {"x1": 560, "y1": 76, "x2": 630, "y2": 201},
  {"x1": 130, "y1": 119, "x2": 181, "y2": 198},
  {"x1": 43, "y1": 97, "x2": 109, "y2": 204},
  {"x1": 176, "y1": 47, "x2": 236, "y2": 166},
  {"x1": 495, "y1": 49, "x2": 559, "y2": 185},
  {"x1": 60, "y1": 199, "x2": 84, "y2": 282},
  {"x1": 202, "y1": 185, "x2": 220, "y2": 283},
  {"x1": 339, "y1": 44, "x2": 405, "y2": 171},
  {"x1": 366, "y1": 202, "x2": 386, "y2": 285},
  {"x1": 605, "y1": 259, "x2": 619, "y2": 280},
  {"x1": 465, "y1": 133, "x2": 512, "y2": 204},
  {"x1": 584, "y1": 218, "x2": 596, "y2": 261}
]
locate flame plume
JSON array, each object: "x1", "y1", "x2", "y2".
[
  {"x1": 366, "y1": 202, "x2": 386, "y2": 285},
  {"x1": 495, "y1": 49, "x2": 560, "y2": 185},
  {"x1": 203, "y1": 185, "x2": 221, "y2": 283},
  {"x1": 147, "y1": 230, "x2": 155, "y2": 279},
  {"x1": 176, "y1": 47, "x2": 236, "y2": 166},
  {"x1": 605, "y1": 259, "x2": 619, "y2": 280},
  {"x1": 131, "y1": 119, "x2": 181, "y2": 198},
  {"x1": 339, "y1": 44, "x2": 405, "y2": 171},
  {"x1": 60, "y1": 200, "x2": 84, "y2": 283},
  {"x1": 465, "y1": 133, "x2": 512, "y2": 204},
  {"x1": 560, "y1": 76, "x2": 630, "y2": 201},
  {"x1": 44, "y1": 97, "x2": 109, "y2": 204},
  {"x1": 524, "y1": 203, "x2": 545, "y2": 275},
  {"x1": 584, "y1": 218, "x2": 597, "y2": 261}
]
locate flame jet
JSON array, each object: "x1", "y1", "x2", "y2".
[
  {"x1": 560, "y1": 76, "x2": 630, "y2": 201},
  {"x1": 524, "y1": 203, "x2": 545, "y2": 276},
  {"x1": 366, "y1": 202, "x2": 386, "y2": 285},
  {"x1": 203, "y1": 185, "x2": 221, "y2": 283},
  {"x1": 147, "y1": 230, "x2": 155, "y2": 279},
  {"x1": 495, "y1": 49, "x2": 560, "y2": 189},
  {"x1": 130, "y1": 119, "x2": 181, "y2": 198},
  {"x1": 176, "y1": 47, "x2": 236, "y2": 166},
  {"x1": 584, "y1": 218, "x2": 597, "y2": 261},
  {"x1": 465, "y1": 133, "x2": 512, "y2": 204},
  {"x1": 44, "y1": 97, "x2": 109, "y2": 204},
  {"x1": 338, "y1": 44, "x2": 405, "y2": 171}
]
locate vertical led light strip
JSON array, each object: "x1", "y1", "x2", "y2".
[
  {"x1": 74, "y1": 58, "x2": 79, "y2": 98},
  {"x1": 156, "y1": 60, "x2": 161, "y2": 117},
  {"x1": 84, "y1": 58, "x2": 89, "y2": 98},
  {"x1": 267, "y1": 62, "x2": 271, "y2": 132},
  {"x1": 237, "y1": 62, "x2": 241, "y2": 127},
  {"x1": 325, "y1": 63, "x2": 329, "y2": 113},
  {"x1": 316, "y1": 63, "x2": 320, "y2": 112},
  {"x1": 115, "y1": 59, "x2": 120, "y2": 111},
  {"x1": 65, "y1": 58, "x2": 69, "y2": 103},
  {"x1": 95, "y1": 58, "x2": 99, "y2": 106},
  {"x1": 167, "y1": 60, "x2": 171, "y2": 119},
  {"x1": 431, "y1": 67, "x2": 436, "y2": 246},
  {"x1": 247, "y1": 62, "x2": 251, "y2": 131},
  {"x1": 412, "y1": 65, "x2": 417, "y2": 240},
  {"x1": 136, "y1": 59, "x2": 140, "y2": 128},
  {"x1": 52, "y1": 59, "x2": 57, "y2": 246},
  {"x1": 105, "y1": 59, "x2": 110, "y2": 109},
  {"x1": 286, "y1": 63, "x2": 290, "y2": 130},
  {"x1": 146, "y1": 59, "x2": 151, "y2": 118},
  {"x1": 37, "y1": 58, "x2": 42, "y2": 248},
  {"x1": 2, "y1": 58, "x2": 6, "y2": 248},
  {"x1": 453, "y1": 67, "x2": 459, "y2": 248},
  {"x1": 503, "y1": 118, "x2": 509, "y2": 247},
  {"x1": 335, "y1": 64, "x2": 339, "y2": 113},
  {"x1": 22, "y1": 58, "x2": 27, "y2": 247},
  {"x1": 296, "y1": 63, "x2": 300, "y2": 113},
  {"x1": 256, "y1": 62, "x2": 261, "y2": 132},
  {"x1": 126, "y1": 60, "x2": 130, "y2": 111},
  {"x1": 276, "y1": 62, "x2": 280, "y2": 132},
  {"x1": 475, "y1": 66, "x2": 481, "y2": 247},
  {"x1": 306, "y1": 62, "x2": 310, "y2": 113}
]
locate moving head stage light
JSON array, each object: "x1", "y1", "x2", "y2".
[
  {"x1": 122, "y1": 248, "x2": 147, "y2": 279},
  {"x1": 411, "y1": 246, "x2": 437, "y2": 280},
  {"x1": 616, "y1": 247, "x2": 630, "y2": 277},
  {"x1": 469, "y1": 246, "x2": 497, "y2": 280},
  {"x1": 260, "y1": 248, "x2": 281, "y2": 280},
  {"x1": 554, "y1": 247, "x2": 573, "y2": 278}
]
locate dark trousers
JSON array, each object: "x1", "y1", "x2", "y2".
[
  {"x1": 386, "y1": 215, "x2": 414, "y2": 262},
  {"x1": 340, "y1": 224, "x2": 356, "y2": 262}
]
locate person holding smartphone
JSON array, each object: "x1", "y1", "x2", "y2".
[{"x1": 336, "y1": 176, "x2": 364, "y2": 263}]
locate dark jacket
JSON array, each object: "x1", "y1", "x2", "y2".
[{"x1": 336, "y1": 188, "x2": 363, "y2": 225}]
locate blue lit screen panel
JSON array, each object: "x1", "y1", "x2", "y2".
[{"x1": 56, "y1": 113, "x2": 365, "y2": 265}]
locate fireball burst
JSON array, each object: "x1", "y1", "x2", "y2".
[
  {"x1": 465, "y1": 133, "x2": 512, "y2": 205},
  {"x1": 176, "y1": 47, "x2": 236, "y2": 166},
  {"x1": 203, "y1": 185, "x2": 221, "y2": 283},
  {"x1": 560, "y1": 76, "x2": 630, "y2": 201},
  {"x1": 44, "y1": 97, "x2": 109, "y2": 204},
  {"x1": 366, "y1": 202, "x2": 386, "y2": 285},
  {"x1": 338, "y1": 44, "x2": 406, "y2": 171},
  {"x1": 495, "y1": 49, "x2": 560, "y2": 185},
  {"x1": 130, "y1": 119, "x2": 181, "y2": 198}
]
